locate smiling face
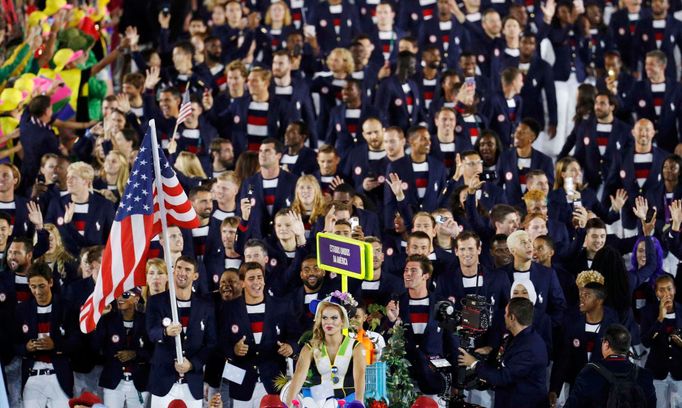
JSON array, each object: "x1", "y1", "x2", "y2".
[
  {"x1": 174, "y1": 260, "x2": 198, "y2": 290},
  {"x1": 455, "y1": 237, "x2": 481, "y2": 269},
  {"x1": 403, "y1": 261, "x2": 429, "y2": 291},
  {"x1": 8, "y1": 241, "x2": 30, "y2": 273},
  {"x1": 409, "y1": 129, "x2": 432, "y2": 156},
  {"x1": 636, "y1": 240, "x2": 647, "y2": 269},
  {"x1": 220, "y1": 270, "x2": 242, "y2": 301},
  {"x1": 526, "y1": 217, "x2": 548, "y2": 241},
  {"x1": 300, "y1": 258, "x2": 324, "y2": 290},
  {"x1": 0, "y1": 165, "x2": 16, "y2": 194},
  {"x1": 407, "y1": 237, "x2": 431, "y2": 257},
  {"x1": 116, "y1": 291, "x2": 138, "y2": 312},
  {"x1": 275, "y1": 213, "x2": 294, "y2": 241},
  {"x1": 243, "y1": 268, "x2": 265, "y2": 300},
  {"x1": 296, "y1": 179, "x2": 316, "y2": 207},
  {"x1": 585, "y1": 227, "x2": 607, "y2": 255},
  {"x1": 512, "y1": 283, "x2": 529, "y2": 299}
]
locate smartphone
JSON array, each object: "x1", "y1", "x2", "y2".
[
  {"x1": 645, "y1": 207, "x2": 655, "y2": 223},
  {"x1": 481, "y1": 170, "x2": 496, "y2": 182},
  {"x1": 464, "y1": 77, "x2": 476, "y2": 87},
  {"x1": 247, "y1": 185, "x2": 254, "y2": 197},
  {"x1": 435, "y1": 215, "x2": 446, "y2": 224},
  {"x1": 349, "y1": 216, "x2": 359, "y2": 229}
]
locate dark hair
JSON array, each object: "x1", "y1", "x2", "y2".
[
  {"x1": 261, "y1": 137, "x2": 284, "y2": 154},
  {"x1": 27, "y1": 262, "x2": 53, "y2": 282},
  {"x1": 234, "y1": 151, "x2": 259, "y2": 184},
  {"x1": 490, "y1": 204, "x2": 518, "y2": 224},
  {"x1": 573, "y1": 84, "x2": 597, "y2": 124},
  {"x1": 29, "y1": 95, "x2": 52, "y2": 117},
  {"x1": 508, "y1": 297, "x2": 534, "y2": 326},
  {"x1": 595, "y1": 90, "x2": 618, "y2": 109},
  {"x1": 0, "y1": 211, "x2": 11, "y2": 226},
  {"x1": 210, "y1": 137, "x2": 232, "y2": 154},
  {"x1": 455, "y1": 231, "x2": 481, "y2": 248},
  {"x1": 333, "y1": 183, "x2": 356, "y2": 197},
  {"x1": 603, "y1": 323, "x2": 631, "y2": 354},
  {"x1": 173, "y1": 40, "x2": 196, "y2": 56},
  {"x1": 584, "y1": 282, "x2": 607, "y2": 301},
  {"x1": 501, "y1": 67, "x2": 521, "y2": 86},
  {"x1": 189, "y1": 184, "x2": 212, "y2": 200},
  {"x1": 474, "y1": 129, "x2": 502, "y2": 163},
  {"x1": 585, "y1": 218, "x2": 607, "y2": 232},
  {"x1": 86, "y1": 245, "x2": 105, "y2": 264},
  {"x1": 245, "y1": 239, "x2": 268, "y2": 254},
  {"x1": 654, "y1": 273, "x2": 675, "y2": 290},
  {"x1": 160, "y1": 86, "x2": 182, "y2": 100},
  {"x1": 592, "y1": 246, "x2": 632, "y2": 313},
  {"x1": 408, "y1": 230, "x2": 432, "y2": 244},
  {"x1": 176, "y1": 256, "x2": 198, "y2": 272},
  {"x1": 240, "y1": 261, "x2": 265, "y2": 280},
  {"x1": 492, "y1": 233, "x2": 508, "y2": 244},
  {"x1": 11, "y1": 236, "x2": 34, "y2": 254},
  {"x1": 460, "y1": 150, "x2": 481, "y2": 160},
  {"x1": 288, "y1": 120, "x2": 310, "y2": 140},
  {"x1": 407, "y1": 125, "x2": 429, "y2": 141},
  {"x1": 406, "y1": 254, "x2": 433, "y2": 276},
  {"x1": 520, "y1": 117, "x2": 542, "y2": 138},
  {"x1": 534, "y1": 234, "x2": 555, "y2": 250}
]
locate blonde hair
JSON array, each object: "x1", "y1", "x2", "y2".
[
  {"x1": 522, "y1": 189, "x2": 547, "y2": 205},
  {"x1": 264, "y1": 1, "x2": 292, "y2": 26},
  {"x1": 174, "y1": 151, "x2": 208, "y2": 179},
  {"x1": 143, "y1": 258, "x2": 169, "y2": 303},
  {"x1": 576, "y1": 270, "x2": 605, "y2": 288},
  {"x1": 310, "y1": 302, "x2": 348, "y2": 349},
  {"x1": 553, "y1": 157, "x2": 582, "y2": 190},
  {"x1": 35, "y1": 224, "x2": 75, "y2": 279},
  {"x1": 101, "y1": 150, "x2": 130, "y2": 196},
  {"x1": 216, "y1": 170, "x2": 240, "y2": 186},
  {"x1": 326, "y1": 48, "x2": 355, "y2": 75},
  {"x1": 291, "y1": 175, "x2": 327, "y2": 225},
  {"x1": 67, "y1": 161, "x2": 95, "y2": 183}
]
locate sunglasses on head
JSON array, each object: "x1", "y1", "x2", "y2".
[{"x1": 121, "y1": 291, "x2": 134, "y2": 299}]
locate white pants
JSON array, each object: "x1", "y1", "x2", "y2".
[
  {"x1": 232, "y1": 382, "x2": 267, "y2": 408},
  {"x1": 654, "y1": 374, "x2": 681, "y2": 408},
  {"x1": 534, "y1": 76, "x2": 578, "y2": 160},
  {"x1": 22, "y1": 374, "x2": 70, "y2": 408},
  {"x1": 103, "y1": 380, "x2": 149, "y2": 408},
  {"x1": 151, "y1": 383, "x2": 202, "y2": 408},
  {"x1": 465, "y1": 389, "x2": 494, "y2": 407}
]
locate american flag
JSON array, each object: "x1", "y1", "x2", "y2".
[
  {"x1": 79, "y1": 125, "x2": 199, "y2": 333},
  {"x1": 177, "y1": 88, "x2": 193, "y2": 125}
]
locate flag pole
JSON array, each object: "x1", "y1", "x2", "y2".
[{"x1": 149, "y1": 119, "x2": 184, "y2": 364}]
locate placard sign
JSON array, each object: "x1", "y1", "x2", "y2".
[{"x1": 316, "y1": 233, "x2": 373, "y2": 285}]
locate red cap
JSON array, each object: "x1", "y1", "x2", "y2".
[
  {"x1": 411, "y1": 396, "x2": 439, "y2": 408},
  {"x1": 68, "y1": 392, "x2": 102, "y2": 408},
  {"x1": 260, "y1": 394, "x2": 283, "y2": 407}
]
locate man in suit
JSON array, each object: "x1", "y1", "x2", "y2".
[
  {"x1": 146, "y1": 256, "x2": 217, "y2": 408},
  {"x1": 15, "y1": 262, "x2": 78, "y2": 407},
  {"x1": 222, "y1": 262, "x2": 299, "y2": 407},
  {"x1": 45, "y1": 162, "x2": 115, "y2": 257},
  {"x1": 384, "y1": 126, "x2": 448, "y2": 227},
  {"x1": 375, "y1": 51, "x2": 425, "y2": 130},
  {"x1": 481, "y1": 67, "x2": 524, "y2": 148},
  {"x1": 640, "y1": 274, "x2": 682, "y2": 407},
  {"x1": 566, "y1": 323, "x2": 657, "y2": 407},
  {"x1": 458, "y1": 297, "x2": 549, "y2": 408},
  {"x1": 238, "y1": 138, "x2": 297, "y2": 236}
]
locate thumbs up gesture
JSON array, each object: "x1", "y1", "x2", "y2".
[
  {"x1": 234, "y1": 336, "x2": 249, "y2": 356},
  {"x1": 277, "y1": 340, "x2": 293, "y2": 357}
]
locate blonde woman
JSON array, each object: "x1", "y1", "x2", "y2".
[
  {"x1": 264, "y1": 1, "x2": 293, "y2": 50},
  {"x1": 174, "y1": 151, "x2": 208, "y2": 190},
  {"x1": 143, "y1": 258, "x2": 168, "y2": 304},
  {"x1": 313, "y1": 48, "x2": 354, "y2": 119},
  {"x1": 291, "y1": 175, "x2": 327, "y2": 237},
  {"x1": 35, "y1": 223, "x2": 78, "y2": 289},
  {"x1": 284, "y1": 298, "x2": 366, "y2": 407},
  {"x1": 94, "y1": 150, "x2": 129, "y2": 203}
]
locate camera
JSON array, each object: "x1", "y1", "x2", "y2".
[
  {"x1": 480, "y1": 170, "x2": 496, "y2": 182},
  {"x1": 435, "y1": 295, "x2": 493, "y2": 391}
]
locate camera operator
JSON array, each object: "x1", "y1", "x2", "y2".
[
  {"x1": 385, "y1": 254, "x2": 459, "y2": 403},
  {"x1": 640, "y1": 274, "x2": 682, "y2": 407},
  {"x1": 458, "y1": 297, "x2": 549, "y2": 408}
]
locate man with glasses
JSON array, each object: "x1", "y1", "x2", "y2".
[{"x1": 440, "y1": 150, "x2": 507, "y2": 212}]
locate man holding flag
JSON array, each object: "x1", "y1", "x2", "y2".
[{"x1": 79, "y1": 120, "x2": 211, "y2": 406}]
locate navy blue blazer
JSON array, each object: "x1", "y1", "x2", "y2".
[
  {"x1": 221, "y1": 295, "x2": 301, "y2": 400},
  {"x1": 308, "y1": 0, "x2": 360, "y2": 54},
  {"x1": 237, "y1": 170, "x2": 298, "y2": 236},
  {"x1": 623, "y1": 78, "x2": 682, "y2": 152},
  {"x1": 270, "y1": 77, "x2": 318, "y2": 146},
  {"x1": 565, "y1": 355, "x2": 657, "y2": 408},
  {"x1": 429, "y1": 133, "x2": 474, "y2": 174},
  {"x1": 550, "y1": 307, "x2": 621, "y2": 394},
  {"x1": 434, "y1": 265, "x2": 511, "y2": 312},
  {"x1": 495, "y1": 148, "x2": 554, "y2": 206},
  {"x1": 326, "y1": 103, "x2": 381, "y2": 159},
  {"x1": 518, "y1": 58, "x2": 558, "y2": 130},
  {"x1": 45, "y1": 192, "x2": 115, "y2": 257},
  {"x1": 214, "y1": 95, "x2": 296, "y2": 156},
  {"x1": 640, "y1": 302, "x2": 682, "y2": 380},
  {"x1": 383, "y1": 156, "x2": 448, "y2": 227},
  {"x1": 502, "y1": 263, "x2": 567, "y2": 328},
  {"x1": 418, "y1": 18, "x2": 468, "y2": 68},
  {"x1": 358, "y1": 270, "x2": 405, "y2": 307},
  {"x1": 18, "y1": 111, "x2": 61, "y2": 195},
  {"x1": 281, "y1": 146, "x2": 319, "y2": 177},
  {"x1": 603, "y1": 146, "x2": 668, "y2": 229},
  {"x1": 475, "y1": 326, "x2": 549, "y2": 408},
  {"x1": 634, "y1": 16, "x2": 682, "y2": 80},
  {"x1": 547, "y1": 23, "x2": 588, "y2": 82},
  {"x1": 481, "y1": 92, "x2": 523, "y2": 148},
  {"x1": 439, "y1": 178, "x2": 507, "y2": 215},
  {"x1": 145, "y1": 293, "x2": 217, "y2": 400},
  {"x1": 14, "y1": 295, "x2": 78, "y2": 397},
  {"x1": 341, "y1": 144, "x2": 390, "y2": 198},
  {"x1": 608, "y1": 8, "x2": 653, "y2": 70},
  {"x1": 562, "y1": 116, "x2": 632, "y2": 190},
  {"x1": 375, "y1": 76, "x2": 425, "y2": 131},
  {"x1": 95, "y1": 310, "x2": 151, "y2": 391}
]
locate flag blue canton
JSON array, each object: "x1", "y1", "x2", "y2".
[{"x1": 115, "y1": 129, "x2": 168, "y2": 221}]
